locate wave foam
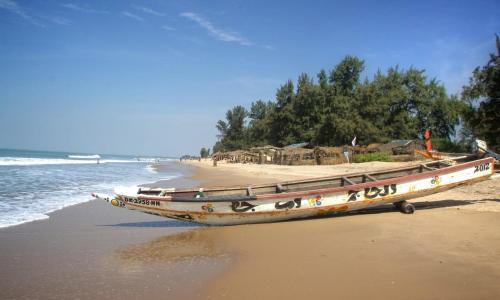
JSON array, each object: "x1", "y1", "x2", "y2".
[
  {"x1": 68, "y1": 154, "x2": 101, "y2": 159},
  {"x1": 0, "y1": 157, "x2": 139, "y2": 166},
  {"x1": 0, "y1": 198, "x2": 91, "y2": 228}
]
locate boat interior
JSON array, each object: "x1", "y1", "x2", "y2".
[{"x1": 136, "y1": 156, "x2": 475, "y2": 202}]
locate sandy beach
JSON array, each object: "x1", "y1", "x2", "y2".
[
  {"x1": 185, "y1": 159, "x2": 500, "y2": 299},
  {"x1": 0, "y1": 160, "x2": 499, "y2": 299}
]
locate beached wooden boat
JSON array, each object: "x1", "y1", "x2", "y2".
[{"x1": 93, "y1": 156, "x2": 495, "y2": 225}]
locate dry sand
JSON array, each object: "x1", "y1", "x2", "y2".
[
  {"x1": 187, "y1": 158, "x2": 421, "y2": 182},
  {"x1": 183, "y1": 159, "x2": 500, "y2": 300}
]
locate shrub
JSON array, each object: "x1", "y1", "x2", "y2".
[{"x1": 431, "y1": 138, "x2": 468, "y2": 153}]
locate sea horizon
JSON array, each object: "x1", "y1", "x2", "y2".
[{"x1": 0, "y1": 147, "x2": 179, "y2": 160}]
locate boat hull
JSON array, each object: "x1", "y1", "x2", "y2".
[{"x1": 110, "y1": 158, "x2": 495, "y2": 225}]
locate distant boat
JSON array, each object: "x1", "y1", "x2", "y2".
[{"x1": 92, "y1": 142, "x2": 496, "y2": 226}]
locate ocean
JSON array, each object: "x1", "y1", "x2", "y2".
[{"x1": 0, "y1": 148, "x2": 179, "y2": 228}]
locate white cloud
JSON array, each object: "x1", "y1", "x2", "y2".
[
  {"x1": 0, "y1": 0, "x2": 44, "y2": 27},
  {"x1": 43, "y1": 16, "x2": 71, "y2": 26},
  {"x1": 161, "y1": 25, "x2": 175, "y2": 31},
  {"x1": 262, "y1": 44, "x2": 275, "y2": 51},
  {"x1": 134, "y1": 6, "x2": 165, "y2": 17},
  {"x1": 61, "y1": 3, "x2": 108, "y2": 14},
  {"x1": 121, "y1": 11, "x2": 144, "y2": 22},
  {"x1": 180, "y1": 12, "x2": 252, "y2": 46}
]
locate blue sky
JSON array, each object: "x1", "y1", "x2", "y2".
[{"x1": 0, "y1": 0, "x2": 499, "y2": 156}]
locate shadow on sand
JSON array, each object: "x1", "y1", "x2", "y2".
[
  {"x1": 100, "y1": 220, "x2": 202, "y2": 228},
  {"x1": 325, "y1": 198, "x2": 499, "y2": 219}
]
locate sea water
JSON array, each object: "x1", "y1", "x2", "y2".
[{"x1": 0, "y1": 148, "x2": 179, "y2": 228}]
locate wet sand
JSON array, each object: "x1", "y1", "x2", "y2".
[
  {"x1": 0, "y1": 200, "x2": 209, "y2": 299},
  {"x1": 0, "y1": 164, "x2": 220, "y2": 300}
]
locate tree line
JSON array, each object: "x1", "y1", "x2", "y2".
[{"x1": 212, "y1": 35, "x2": 499, "y2": 154}]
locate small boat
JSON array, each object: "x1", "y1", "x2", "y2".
[{"x1": 93, "y1": 148, "x2": 496, "y2": 226}]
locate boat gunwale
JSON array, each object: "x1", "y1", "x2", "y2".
[
  {"x1": 133, "y1": 157, "x2": 494, "y2": 203},
  {"x1": 124, "y1": 175, "x2": 492, "y2": 222},
  {"x1": 144, "y1": 158, "x2": 466, "y2": 194}
]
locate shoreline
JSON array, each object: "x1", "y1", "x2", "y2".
[{"x1": 0, "y1": 162, "x2": 222, "y2": 299}]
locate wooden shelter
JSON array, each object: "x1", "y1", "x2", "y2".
[
  {"x1": 225, "y1": 150, "x2": 259, "y2": 164},
  {"x1": 280, "y1": 147, "x2": 316, "y2": 165},
  {"x1": 313, "y1": 146, "x2": 348, "y2": 165},
  {"x1": 250, "y1": 145, "x2": 283, "y2": 164}
]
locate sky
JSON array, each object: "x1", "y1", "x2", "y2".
[{"x1": 0, "y1": 0, "x2": 499, "y2": 157}]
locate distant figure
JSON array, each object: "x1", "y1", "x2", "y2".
[
  {"x1": 97, "y1": 158, "x2": 100, "y2": 164},
  {"x1": 424, "y1": 129, "x2": 432, "y2": 153},
  {"x1": 343, "y1": 145, "x2": 349, "y2": 164}
]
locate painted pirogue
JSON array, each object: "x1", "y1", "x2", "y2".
[{"x1": 93, "y1": 156, "x2": 495, "y2": 226}]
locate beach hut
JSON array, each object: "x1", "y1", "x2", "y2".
[
  {"x1": 280, "y1": 147, "x2": 316, "y2": 165},
  {"x1": 313, "y1": 146, "x2": 347, "y2": 165},
  {"x1": 225, "y1": 150, "x2": 259, "y2": 164},
  {"x1": 377, "y1": 140, "x2": 419, "y2": 155},
  {"x1": 212, "y1": 151, "x2": 231, "y2": 162},
  {"x1": 250, "y1": 145, "x2": 283, "y2": 164}
]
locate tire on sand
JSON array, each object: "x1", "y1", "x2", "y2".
[{"x1": 400, "y1": 201, "x2": 415, "y2": 214}]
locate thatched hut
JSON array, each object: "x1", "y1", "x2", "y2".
[
  {"x1": 363, "y1": 143, "x2": 383, "y2": 153},
  {"x1": 313, "y1": 146, "x2": 348, "y2": 165},
  {"x1": 225, "y1": 150, "x2": 259, "y2": 164},
  {"x1": 377, "y1": 140, "x2": 419, "y2": 155},
  {"x1": 280, "y1": 147, "x2": 316, "y2": 165},
  {"x1": 250, "y1": 145, "x2": 283, "y2": 164},
  {"x1": 211, "y1": 151, "x2": 229, "y2": 161}
]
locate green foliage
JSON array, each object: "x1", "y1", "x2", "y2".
[
  {"x1": 461, "y1": 34, "x2": 500, "y2": 151},
  {"x1": 353, "y1": 152, "x2": 392, "y2": 163},
  {"x1": 212, "y1": 141, "x2": 223, "y2": 154},
  {"x1": 215, "y1": 105, "x2": 248, "y2": 151},
  {"x1": 269, "y1": 80, "x2": 297, "y2": 146},
  {"x1": 431, "y1": 138, "x2": 467, "y2": 153},
  {"x1": 200, "y1": 147, "x2": 210, "y2": 158},
  {"x1": 247, "y1": 100, "x2": 274, "y2": 146},
  {"x1": 329, "y1": 55, "x2": 364, "y2": 95},
  {"x1": 213, "y1": 54, "x2": 475, "y2": 152}
]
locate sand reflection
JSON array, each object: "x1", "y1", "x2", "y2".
[{"x1": 117, "y1": 228, "x2": 230, "y2": 264}]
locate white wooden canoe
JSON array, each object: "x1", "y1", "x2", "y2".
[{"x1": 93, "y1": 157, "x2": 495, "y2": 225}]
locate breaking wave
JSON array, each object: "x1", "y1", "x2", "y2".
[
  {"x1": 0, "y1": 164, "x2": 180, "y2": 228},
  {"x1": 0, "y1": 157, "x2": 139, "y2": 166},
  {"x1": 68, "y1": 154, "x2": 101, "y2": 159}
]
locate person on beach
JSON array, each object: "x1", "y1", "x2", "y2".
[{"x1": 343, "y1": 145, "x2": 349, "y2": 163}]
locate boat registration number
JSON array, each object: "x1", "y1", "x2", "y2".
[
  {"x1": 123, "y1": 197, "x2": 161, "y2": 207},
  {"x1": 474, "y1": 163, "x2": 490, "y2": 173}
]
